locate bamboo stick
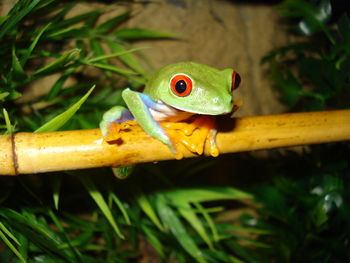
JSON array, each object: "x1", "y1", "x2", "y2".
[{"x1": 1, "y1": 110, "x2": 350, "y2": 176}]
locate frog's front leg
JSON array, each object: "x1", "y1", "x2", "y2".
[
  {"x1": 100, "y1": 106, "x2": 135, "y2": 141},
  {"x1": 122, "y1": 88, "x2": 176, "y2": 153}
]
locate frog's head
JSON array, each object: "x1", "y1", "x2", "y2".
[{"x1": 144, "y1": 62, "x2": 241, "y2": 115}]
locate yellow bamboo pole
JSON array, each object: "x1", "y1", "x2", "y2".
[{"x1": 1, "y1": 110, "x2": 350, "y2": 176}]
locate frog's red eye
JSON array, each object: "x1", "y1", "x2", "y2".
[
  {"x1": 170, "y1": 74, "x2": 193, "y2": 97},
  {"x1": 232, "y1": 71, "x2": 241, "y2": 91}
]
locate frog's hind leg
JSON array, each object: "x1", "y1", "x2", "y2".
[{"x1": 100, "y1": 106, "x2": 135, "y2": 141}]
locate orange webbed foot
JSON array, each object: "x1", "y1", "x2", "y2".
[{"x1": 161, "y1": 115, "x2": 219, "y2": 158}]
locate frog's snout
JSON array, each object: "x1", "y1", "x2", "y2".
[{"x1": 231, "y1": 71, "x2": 241, "y2": 92}]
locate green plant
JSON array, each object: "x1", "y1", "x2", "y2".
[
  {"x1": 262, "y1": 0, "x2": 350, "y2": 111},
  {"x1": 250, "y1": 0, "x2": 350, "y2": 262}
]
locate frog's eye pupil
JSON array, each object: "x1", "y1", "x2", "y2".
[
  {"x1": 175, "y1": 80, "x2": 187, "y2": 94},
  {"x1": 232, "y1": 71, "x2": 241, "y2": 90},
  {"x1": 170, "y1": 74, "x2": 193, "y2": 97}
]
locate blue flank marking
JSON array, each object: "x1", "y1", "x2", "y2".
[
  {"x1": 138, "y1": 93, "x2": 168, "y2": 140},
  {"x1": 112, "y1": 110, "x2": 134, "y2": 123},
  {"x1": 139, "y1": 93, "x2": 160, "y2": 109}
]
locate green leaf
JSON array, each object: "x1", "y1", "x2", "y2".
[
  {"x1": 226, "y1": 239, "x2": 259, "y2": 263},
  {"x1": 165, "y1": 187, "x2": 252, "y2": 203},
  {"x1": 156, "y1": 195, "x2": 207, "y2": 263},
  {"x1": 277, "y1": 0, "x2": 334, "y2": 44},
  {"x1": 52, "y1": 175, "x2": 62, "y2": 210},
  {"x1": 35, "y1": 86, "x2": 94, "y2": 133},
  {"x1": 109, "y1": 192, "x2": 131, "y2": 225},
  {"x1": 194, "y1": 202, "x2": 219, "y2": 242},
  {"x1": 20, "y1": 23, "x2": 51, "y2": 66},
  {"x1": 337, "y1": 14, "x2": 350, "y2": 42},
  {"x1": 0, "y1": 0, "x2": 41, "y2": 40},
  {"x1": 47, "y1": 25, "x2": 88, "y2": 39},
  {"x1": 0, "y1": 16, "x2": 7, "y2": 27},
  {"x1": 107, "y1": 41, "x2": 146, "y2": 75},
  {"x1": 33, "y1": 48, "x2": 80, "y2": 76},
  {"x1": 0, "y1": 226, "x2": 27, "y2": 263},
  {"x1": 0, "y1": 208, "x2": 73, "y2": 261},
  {"x1": 45, "y1": 67, "x2": 76, "y2": 100},
  {"x1": 48, "y1": 9, "x2": 99, "y2": 33},
  {"x1": 90, "y1": 39, "x2": 105, "y2": 57},
  {"x1": 115, "y1": 28, "x2": 179, "y2": 40},
  {"x1": 12, "y1": 46, "x2": 27, "y2": 81},
  {"x1": 78, "y1": 175, "x2": 124, "y2": 239},
  {"x1": 87, "y1": 47, "x2": 146, "y2": 63},
  {"x1": 175, "y1": 201, "x2": 213, "y2": 249},
  {"x1": 141, "y1": 224, "x2": 165, "y2": 258},
  {"x1": 91, "y1": 62, "x2": 138, "y2": 76},
  {"x1": 205, "y1": 249, "x2": 245, "y2": 263},
  {"x1": 0, "y1": 92, "x2": 9, "y2": 100},
  {"x1": 136, "y1": 192, "x2": 165, "y2": 231},
  {"x1": 0, "y1": 222, "x2": 20, "y2": 246},
  {"x1": 95, "y1": 11, "x2": 130, "y2": 33},
  {"x1": 47, "y1": 210, "x2": 82, "y2": 261},
  {"x1": 268, "y1": 59, "x2": 303, "y2": 106},
  {"x1": 2, "y1": 108, "x2": 14, "y2": 134}
]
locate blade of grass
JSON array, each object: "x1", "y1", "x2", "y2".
[
  {"x1": 78, "y1": 175, "x2": 124, "y2": 239},
  {"x1": 107, "y1": 40, "x2": 146, "y2": 75},
  {"x1": 48, "y1": 9, "x2": 99, "y2": 33},
  {"x1": 87, "y1": 47, "x2": 146, "y2": 63},
  {"x1": 0, "y1": 16, "x2": 7, "y2": 26},
  {"x1": 90, "y1": 39, "x2": 105, "y2": 57},
  {"x1": 95, "y1": 11, "x2": 131, "y2": 33},
  {"x1": 0, "y1": 92, "x2": 9, "y2": 100},
  {"x1": 115, "y1": 28, "x2": 179, "y2": 40},
  {"x1": 205, "y1": 249, "x2": 245, "y2": 263},
  {"x1": 35, "y1": 86, "x2": 94, "y2": 133},
  {"x1": 109, "y1": 192, "x2": 131, "y2": 225},
  {"x1": 141, "y1": 224, "x2": 165, "y2": 258},
  {"x1": 193, "y1": 202, "x2": 219, "y2": 242},
  {"x1": 20, "y1": 23, "x2": 51, "y2": 66},
  {"x1": 136, "y1": 192, "x2": 165, "y2": 231},
  {"x1": 11, "y1": 46, "x2": 27, "y2": 81},
  {"x1": 52, "y1": 175, "x2": 62, "y2": 210},
  {"x1": 47, "y1": 25, "x2": 88, "y2": 39},
  {"x1": 1, "y1": 208, "x2": 73, "y2": 260},
  {"x1": 156, "y1": 195, "x2": 207, "y2": 263},
  {"x1": 226, "y1": 239, "x2": 259, "y2": 263},
  {"x1": 47, "y1": 210, "x2": 83, "y2": 262},
  {"x1": 58, "y1": 231, "x2": 93, "y2": 249},
  {"x1": 166, "y1": 187, "x2": 252, "y2": 203},
  {"x1": 2, "y1": 108, "x2": 14, "y2": 134},
  {"x1": 91, "y1": 62, "x2": 138, "y2": 76},
  {"x1": 17, "y1": 234, "x2": 28, "y2": 263},
  {"x1": 0, "y1": 227, "x2": 26, "y2": 263},
  {"x1": 0, "y1": 222, "x2": 20, "y2": 246},
  {"x1": 0, "y1": 0, "x2": 41, "y2": 40},
  {"x1": 45, "y1": 67, "x2": 77, "y2": 100},
  {"x1": 33, "y1": 48, "x2": 80, "y2": 76},
  {"x1": 175, "y1": 201, "x2": 213, "y2": 249}
]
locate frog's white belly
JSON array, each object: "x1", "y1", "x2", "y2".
[{"x1": 149, "y1": 101, "x2": 193, "y2": 122}]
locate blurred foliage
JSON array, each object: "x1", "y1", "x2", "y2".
[
  {"x1": 0, "y1": 1, "x2": 262, "y2": 263},
  {"x1": 262, "y1": 0, "x2": 350, "y2": 111},
  {"x1": 254, "y1": 0, "x2": 350, "y2": 262}
]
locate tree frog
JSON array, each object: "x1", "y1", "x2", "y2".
[{"x1": 100, "y1": 62, "x2": 241, "y2": 157}]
